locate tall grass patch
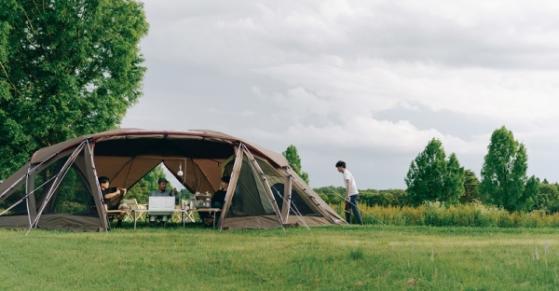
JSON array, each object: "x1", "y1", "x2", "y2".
[{"x1": 346, "y1": 202, "x2": 559, "y2": 228}]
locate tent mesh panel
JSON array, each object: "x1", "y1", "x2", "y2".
[
  {"x1": 227, "y1": 157, "x2": 275, "y2": 217},
  {"x1": 271, "y1": 183, "x2": 320, "y2": 216},
  {"x1": 42, "y1": 165, "x2": 98, "y2": 217},
  {"x1": 256, "y1": 157, "x2": 321, "y2": 216},
  {"x1": 33, "y1": 158, "x2": 68, "y2": 213},
  {"x1": 0, "y1": 179, "x2": 27, "y2": 216}
]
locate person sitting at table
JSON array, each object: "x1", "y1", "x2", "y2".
[
  {"x1": 99, "y1": 176, "x2": 129, "y2": 225},
  {"x1": 149, "y1": 177, "x2": 173, "y2": 223},
  {"x1": 212, "y1": 176, "x2": 229, "y2": 209},
  {"x1": 200, "y1": 176, "x2": 230, "y2": 227},
  {"x1": 151, "y1": 177, "x2": 172, "y2": 197}
]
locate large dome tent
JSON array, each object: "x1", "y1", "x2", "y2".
[{"x1": 0, "y1": 129, "x2": 344, "y2": 231}]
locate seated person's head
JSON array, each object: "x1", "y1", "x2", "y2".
[
  {"x1": 220, "y1": 176, "x2": 230, "y2": 190},
  {"x1": 158, "y1": 177, "x2": 168, "y2": 191},
  {"x1": 98, "y1": 176, "x2": 110, "y2": 190}
]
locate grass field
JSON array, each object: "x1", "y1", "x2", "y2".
[{"x1": 1, "y1": 225, "x2": 558, "y2": 290}]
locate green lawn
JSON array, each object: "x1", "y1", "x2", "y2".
[{"x1": 1, "y1": 225, "x2": 558, "y2": 290}]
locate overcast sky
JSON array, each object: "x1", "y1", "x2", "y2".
[{"x1": 122, "y1": 1, "x2": 559, "y2": 189}]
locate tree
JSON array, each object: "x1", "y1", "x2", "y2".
[
  {"x1": 460, "y1": 169, "x2": 480, "y2": 203},
  {"x1": 534, "y1": 181, "x2": 559, "y2": 211},
  {"x1": 406, "y1": 139, "x2": 465, "y2": 205},
  {"x1": 0, "y1": 0, "x2": 148, "y2": 179},
  {"x1": 444, "y1": 153, "x2": 465, "y2": 204},
  {"x1": 522, "y1": 176, "x2": 539, "y2": 211},
  {"x1": 480, "y1": 126, "x2": 534, "y2": 211},
  {"x1": 283, "y1": 145, "x2": 309, "y2": 183}
]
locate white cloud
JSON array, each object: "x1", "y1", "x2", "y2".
[{"x1": 124, "y1": 0, "x2": 559, "y2": 187}]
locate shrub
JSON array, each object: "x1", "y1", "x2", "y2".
[{"x1": 342, "y1": 202, "x2": 559, "y2": 228}]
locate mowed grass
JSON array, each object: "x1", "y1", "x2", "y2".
[{"x1": 1, "y1": 225, "x2": 559, "y2": 290}]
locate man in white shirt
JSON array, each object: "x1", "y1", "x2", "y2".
[{"x1": 336, "y1": 161, "x2": 363, "y2": 224}]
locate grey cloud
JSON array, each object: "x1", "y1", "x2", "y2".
[{"x1": 123, "y1": 1, "x2": 559, "y2": 188}]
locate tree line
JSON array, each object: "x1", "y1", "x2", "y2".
[
  {"x1": 287, "y1": 127, "x2": 559, "y2": 213},
  {"x1": 405, "y1": 126, "x2": 550, "y2": 212}
]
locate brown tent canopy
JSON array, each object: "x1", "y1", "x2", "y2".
[{"x1": 0, "y1": 129, "x2": 344, "y2": 231}]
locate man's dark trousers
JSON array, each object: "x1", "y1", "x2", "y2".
[{"x1": 345, "y1": 195, "x2": 363, "y2": 224}]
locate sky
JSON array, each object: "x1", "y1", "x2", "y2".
[{"x1": 122, "y1": 0, "x2": 559, "y2": 189}]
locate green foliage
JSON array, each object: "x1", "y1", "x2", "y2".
[
  {"x1": 405, "y1": 139, "x2": 465, "y2": 205},
  {"x1": 0, "y1": 0, "x2": 148, "y2": 179},
  {"x1": 444, "y1": 153, "x2": 465, "y2": 204},
  {"x1": 534, "y1": 181, "x2": 559, "y2": 212},
  {"x1": 283, "y1": 145, "x2": 309, "y2": 183},
  {"x1": 315, "y1": 186, "x2": 407, "y2": 207},
  {"x1": 480, "y1": 127, "x2": 534, "y2": 211},
  {"x1": 355, "y1": 202, "x2": 559, "y2": 228},
  {"x1": 523, "y1": 176, "x2": 539, "y2": 211},
  {"x1": 314, "y1": 186, "x2": 345, "y2": 204},
  {"x1": 460, "y1": 169, "x2": 480, "y2": 203}
]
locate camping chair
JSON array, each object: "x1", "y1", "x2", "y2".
[
  {"x1": 105, "y1": 204, "x2": 127, "y2": 226},
  {"x1": 120, "y1": 199, "x2": 141, "y2": 220},
  {"x1": 180, "y1": 199, "x2": 196, "y2": 225},
  {"x1": 147, "y1": 196, "x2": 176, "y2": 226},
  {"x1": 106, "y1": 199, "x2": 140, "y2": 226}
]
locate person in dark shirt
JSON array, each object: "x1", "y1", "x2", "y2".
[
  {"x1": 211, "y1": 176, "x2": 229, "y2": 209},
  {"x1": 99, "y1": 176, "x2": 129, "y2": 224},
  {"x1": 199, "y1": 176, "x2": 229, "y2": 226}
]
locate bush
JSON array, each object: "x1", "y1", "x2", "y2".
[{"x1": 341, "y1": 202, "x2": 559, "y2": 228}]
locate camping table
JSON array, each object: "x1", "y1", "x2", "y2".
[
  {"x1": 132, "y1": 208, "x2": 185, "y2": 229},
  {"x1": 131, "y1": 208, "x2": 222, "y2": 229}
]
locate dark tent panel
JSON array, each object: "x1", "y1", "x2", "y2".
[
  {"x1": 228, "y1": 157, "x2": 275, "y2": 217},
  {"x1": 0, "y1": 179, "x2": 29, "y2": 228},
  {"x1": 94, "y1": 138, "x2": 234, "y2": 159}
]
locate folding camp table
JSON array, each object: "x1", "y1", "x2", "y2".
[{"x1": 131, "y1": 206, "x2": 221, "y2": 229}]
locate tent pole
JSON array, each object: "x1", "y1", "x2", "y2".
[
  {"x1": 218, "y1": 145, "x2": 243, "y2": 230},
  {"x1": 25, "y1": 165, "x2": 37, "y2": 228},
  {"x1": 242, "y1": 146, "x2": 285, "y2": 227},
  {"x1": 85, "y1": 141, "x2": 109, "y2": 231},
  {"x1": 26, "y1": 172, "x2": 37, "y2": 222},
  {"x1": 281, "y1": 171, "x2": 293, "y2": 224}
]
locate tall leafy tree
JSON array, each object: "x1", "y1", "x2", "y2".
[
  {"x1": 460, "y1": 169, "x2": 480, "y2": 203},
  {"x1": 283, "y1": 145, "x2": 310, "y2": 183},
  {"x1": 406, "y1": 138, "x2": 465, "y2": 205},
  {"x1": 0, "y1": 0, "x2": 148, "y2": 179},
  {"x1": 480, "y1": 126, "x2": 534, "y2": 211},
  {"x1": 444, "y1": 153, "x2": 465, "y2": 204},
  {"x1": 405, "y1": 139, "x2": 447, "y2": 205},
  {"x1": 522, "y1": 176, "x2": 539, "y2": 211}
]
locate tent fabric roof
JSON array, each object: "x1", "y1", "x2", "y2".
[{"x1": 30, "y1": 129, "x2": 289, "y2": 168}]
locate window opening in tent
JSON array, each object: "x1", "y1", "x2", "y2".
[
  {"x1": 126, "y1": 163, "x2": 190, "y2": 204},
  {"x1": 254, "y1": 156, "x2": 321, "y2": 217}
]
